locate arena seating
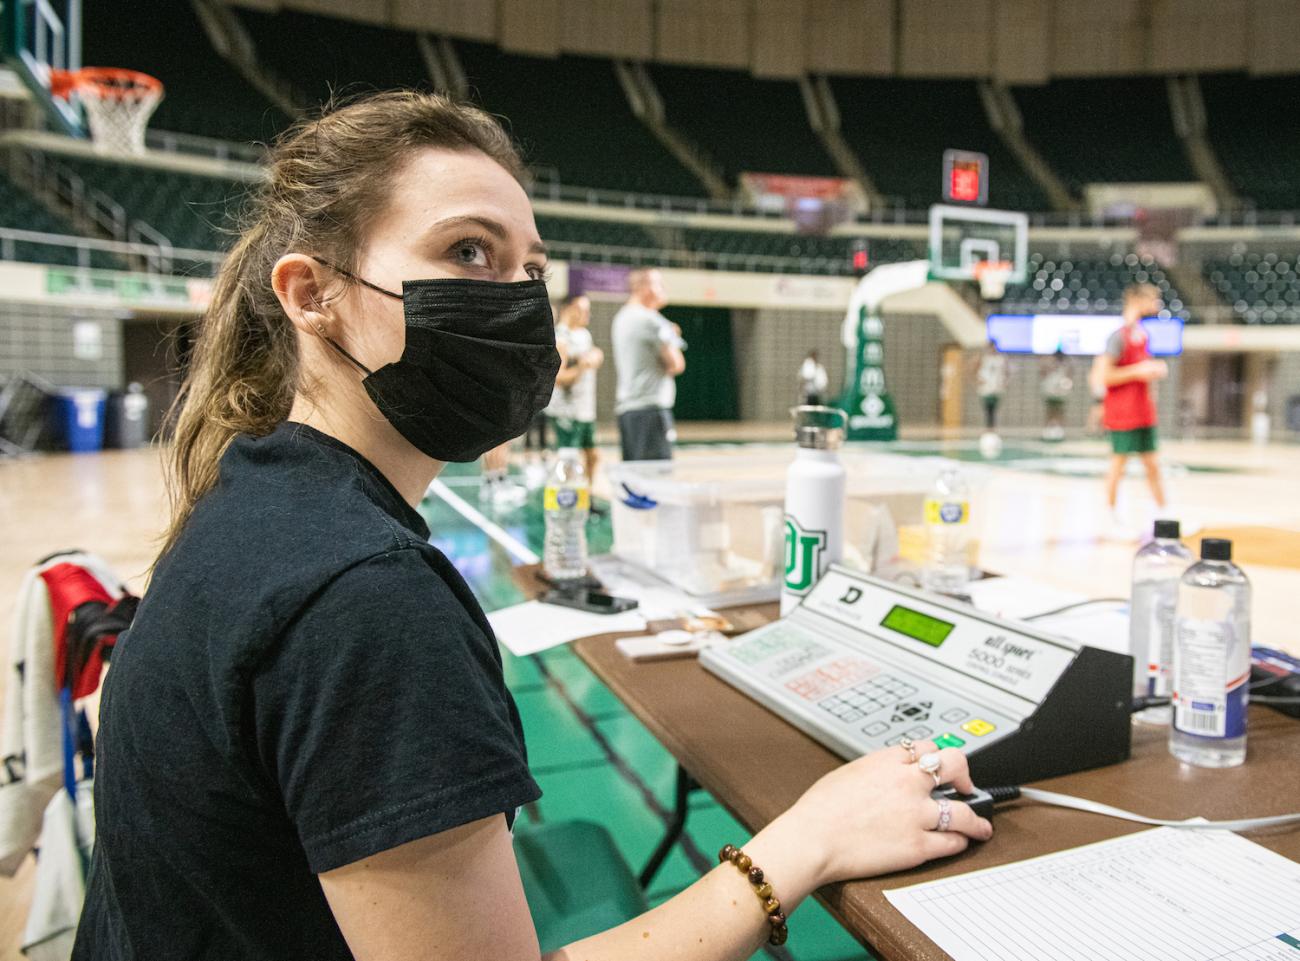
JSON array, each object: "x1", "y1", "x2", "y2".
[
  {"x1": 455, "y1": 44, "x2": 706, "y2": 198},
  {"x1": 830, "y1": 78, "x2": 1046, "y2": 212},
  {"x1": 1200, "y1": 74, "x2": 1300, "y2": 212},
  {"x1": 649, "y1": 65, "x2": 838, "y2": 186},
  {"x1": 82, "y1": 0, "x2": 290, "y2": 144},
  {"x1": 0, "y1": 171, "x2": 120, "y2": 268},
  {"x1": 1012, "y1": 79, "x2": 1194, "y2": 195},
  {"x1": 41, "y1": 156, "x2": 245, "y2": 252},
  {"x1": 1001, "y1": 251, "x2": 1189, "y2": 319},
  {"x1": 1203, "y1": 253, "x2": 1300, "y2": 324}
]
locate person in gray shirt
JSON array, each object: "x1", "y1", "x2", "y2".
[{"x1": 612, "y1": 268, "x2": 685, "y2": 460}]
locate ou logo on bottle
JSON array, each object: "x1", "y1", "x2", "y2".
[{"x1": 784, "y1": 516, "x2": 827, "y2": 594}]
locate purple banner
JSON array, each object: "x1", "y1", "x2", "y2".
[{"x1": 567, "y1": 262, "x2": 632, "y2": 296}]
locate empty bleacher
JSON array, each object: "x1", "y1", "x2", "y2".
[
  {"x1": 649, "y1": 65, "x2": 837, "y2": 186},
  {"x1": 1001, "y1": 251, "x2": 1189, "y2": 319},
  {"x1": 1203, "y1": 252, "x2": 1300, "y2": 324},
  {"x1": 82, "y1": 0, "x2": 290, "y2": 145},
  {"x1": 0, "y1": 170, "x2": 119, "y2": 268},
  {"x1": 1200, "y1": 74, "x2": 1300, "y2": 212},
  {"x1": 456, "y1": 43, "x2": 706, "y2": 198},
  {"x1": 1013, "y1": 78, "x2": 1194, "y2": 195},
  {"x1": 831, "y1": 78, "x2": 1046, "y2": 212},
  {"x1": 37, "y1": 155, "x2": 246, "y2": 252}
]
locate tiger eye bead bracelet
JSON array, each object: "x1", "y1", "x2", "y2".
[{"x1": 718, "y1": 844, "x2": 790, "y2": 947}]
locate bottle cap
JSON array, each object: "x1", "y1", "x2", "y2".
[
  {"x1": 1200, "y1": 538, "x2": 1232, "y2": 561},
  {"x1": 791, "y1": 405, "x2": 847, "y2": 451},
  {"x1": 1153, "y1": 519, "x2": 1181, "y2": 540}
]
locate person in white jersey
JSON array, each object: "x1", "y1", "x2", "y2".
[
  {"x1": 612, "y1": 268, "x2": 685, "y2": 461},
  {"x1": 548, "y1": 293, "x2": 603, "y2": 483},
  {"x1": 798, "y1": 350, "x2": 829, "y2": 406},
  {"x1": 974, "y1": 342, "x2": 1009, "y2": 431}
]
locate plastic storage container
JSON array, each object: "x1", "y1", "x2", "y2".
[
  {"x1": 607, "y1": 449, "x2": 940, "y2": 599},
  {"x1": 52, "y1": 388, "x2": 107, "y2": 453},
  {"x1": 104, "y1": 384, "x2": 150, "y2": 449}
]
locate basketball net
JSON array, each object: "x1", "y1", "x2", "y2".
[
  {"x1": 50, "y1": 68, "x2": 164, "y2": 156},
  {"x1": 973, "y1": 260, "x2": 1013, "y2": 301}
]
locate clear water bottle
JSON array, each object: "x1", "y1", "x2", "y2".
[
  {"x1": 543, "y1": 448, "x2": 590, "y2": 583},
  {"x1": 922, "y1": 468, "x2": 971, "y2": 595},
  {"x1": 1130, "y1": 519, "x2": 1193, "y2": 725},
  {"x1": 1170, "y1": 538, "x2": 1250, "y2": 768}
]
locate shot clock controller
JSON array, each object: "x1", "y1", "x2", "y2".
[{"x1": 700, "y1": 565, "x2": 1133, "y2": 784}]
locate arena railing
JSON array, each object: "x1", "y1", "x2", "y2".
[{"x1": 0, "y1": 227, "x2": 225, "y2": 275}]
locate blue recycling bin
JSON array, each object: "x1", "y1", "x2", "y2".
[{"x1": 53, "y1": 389, "x2": 108, "y2": 453}]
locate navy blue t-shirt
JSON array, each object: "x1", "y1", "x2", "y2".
[{"x1": 74, "y1": 422, "x2": 540, "y2": 960}]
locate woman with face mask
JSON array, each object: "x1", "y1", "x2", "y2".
[{"x1": 73, "y1": 92, "x2": 991, "y2": 961}]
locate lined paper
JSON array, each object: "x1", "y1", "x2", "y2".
[{"x1": 885, "y1": 828, "x2": 1300, "y2": 961}]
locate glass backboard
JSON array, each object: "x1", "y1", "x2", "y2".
[{"x1": 928, "y1": 204, "x2": 1028, "y2": 284}]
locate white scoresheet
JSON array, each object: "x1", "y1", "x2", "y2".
[{"x1": 885, "y1": 828, "x2": 1300, "y2": 961}]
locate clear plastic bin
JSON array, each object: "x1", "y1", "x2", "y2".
[{"x1": 605, "y1": 449, "x2": 964, "y2": 599}]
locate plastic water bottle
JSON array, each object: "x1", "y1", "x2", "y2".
[
  {"x1": 922, "y1": 468, "x2": 971, "y2": 595},
  {"x1": 1129, "y1": 519, "x2": 1193, "y2": 725},
  {"x1": 781, "y1": 406, "x2": 847, "y2": 614},
  {"x1": 1170, "y1": 538, "x2": 1250, "y2": 768},
  {"x1": 543, "y1": 448, "x2": 590, "y2": 582}
]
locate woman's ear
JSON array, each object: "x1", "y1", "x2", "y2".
[{"x1": 273, "y1": 254, "x2": 338, "y2": 339}]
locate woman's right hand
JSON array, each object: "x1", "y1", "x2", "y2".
[{"x1": 767, "y1": 742, "x2": 994, "y2": 887}]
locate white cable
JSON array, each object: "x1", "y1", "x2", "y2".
[{"x1": 1018, "y1": 787, "x2": 1300, "y2": 832}]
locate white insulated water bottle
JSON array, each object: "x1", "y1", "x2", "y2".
[{"x1": 781, "y1": 406, "x2": 847, "y2": 615}]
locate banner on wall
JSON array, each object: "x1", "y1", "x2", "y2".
[
  {"x1": 566, "y1": 262, "x2": 632, "y2": 297},
  {"x1": 739, "y1": 173, "x2": 866, "y2": 233}
]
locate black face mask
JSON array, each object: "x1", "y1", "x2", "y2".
[{"x1": 311, "y1": 258, "x2": 559, "y2": 462}]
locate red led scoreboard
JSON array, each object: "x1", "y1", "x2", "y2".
[{"x1": 942, "y1": 149, "x2": 988, "y2": 206}]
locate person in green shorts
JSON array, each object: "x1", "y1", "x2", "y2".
[
  {"x1": 547, "y1": 294, "x2": 603, "y2": 483},
  {"x1": 1092, "y1": 283, "x2": 1169, "y2": 537}
]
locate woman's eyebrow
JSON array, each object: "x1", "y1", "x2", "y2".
[{"x1": 426, "y1": 214, "x2": 546, "y2": 256}]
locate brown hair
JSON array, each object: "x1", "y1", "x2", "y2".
[
  {"x1": 1124, "y1": 282, "x2": 1161, "y2": 305},
  {"x1": 161, "y1": 91, "x2": 524, "y2": 558}
]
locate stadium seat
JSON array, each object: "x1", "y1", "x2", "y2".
[
  {"x1": 1012, "y1": 79, "x2": 1194, "y2": 196},
  {"x1": 82, "y1": 0, "x2": 291, "y2": 144},
  {"x1": 456, "y1": 43, "x2": 707, "y2": 198},
  {"x1": 0, "y1": 171, "x2": 121, "y2": 269},
  {"x1": 1200, "y1": 74, "x2": 1300, "y2": 212},
  {"x1": 1001, "y1": 251, "x2": 1190, "y2": 319},
  {"x1": 830, "y1": 78, "x2": 1047, "y2": 211},
  {"x1": 649, "y1": 65, "x2": 838, "y2": 187},
  {"x1": 1203, "y1": 252, "x2": 1300, "y2": 325}
]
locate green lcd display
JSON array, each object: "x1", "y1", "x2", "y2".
[{"x1": 880, "y1": 605, "x2": 955, "y2": 647}]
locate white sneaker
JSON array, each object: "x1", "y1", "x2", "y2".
[
  {"x1": 491, "y1": 481, "x2": 528, "y2": 510},
  {"x1": 523, "y1": 462, "x2": 548, "y2": 491},
  {"x1": 1103, "y1": 511, "x2": 1137, "y2": 542}
]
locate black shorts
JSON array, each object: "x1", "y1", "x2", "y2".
[
  {"x1": 523, "y1": 411, "x2": 548, "y2": 451},
  {"x1": 618, "y1": 408, "x2": 674, "y2": 462}
]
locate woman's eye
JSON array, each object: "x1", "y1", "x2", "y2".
[
  {"x1": 454, "y1": 241, "x2": 489, "y2": 268},
  {"x1": 526, "y1": 264, "x2": 548, "y2": 281}
]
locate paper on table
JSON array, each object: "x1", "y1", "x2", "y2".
[
  {"x1": 965, "y1": 576, "x2": 1088, "y2": 620},
  {"x1": 885, "y1": 827, "x2": 1300, "y2": 961},
  {"x1": 487, "y1": 600, "x2": 646, "y2": 657}
]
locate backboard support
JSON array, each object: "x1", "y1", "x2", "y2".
[{"x1": 2, "y1": 0, "x2": 85, "y2": 137}]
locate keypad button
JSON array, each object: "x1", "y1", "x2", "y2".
[
  {"x1": 862, "y1": 721, "x2": 889, "y2": 737},
  {"x1": 905, "y1": 725, "x2": 932, "y2": 739},
  {"x1": 934, "y1": 732, "x2": 966, "y2": 748},
  {"x1": 941, "y1": 708, "x2": 969, "y2": 723},
  {"x1": 961, "y1": 718, "x2": 996, "y2": 737}
]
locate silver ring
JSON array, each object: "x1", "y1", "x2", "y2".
[
  {"x1": 935, "y1": 797, "x2": 952, "y2": 832},
  {"x1": 918, "y1": 751, "x2": 942, "y2": 787},
  {"x1": 899, "y1": 737, "x2": 918, "y2": 763}
]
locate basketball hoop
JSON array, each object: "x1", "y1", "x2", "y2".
[
  {"x1": 49, "y1": 67, "x2": 164, "y2": 156},
  {"x1": 973, "y1": 260, "x2": 1013, "y2": 301}
]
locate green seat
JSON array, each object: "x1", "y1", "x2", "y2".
[{"x1": 514, "y1": 820, "x2": 649, "y2": 953}]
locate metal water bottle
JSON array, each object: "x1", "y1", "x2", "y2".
[{"x1": 781, "y1": 406, "x2": 847, "y2": 614}]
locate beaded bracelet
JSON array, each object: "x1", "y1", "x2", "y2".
[{"x1": 718, "y1": 844, "x2": 789, "y2": 947}]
